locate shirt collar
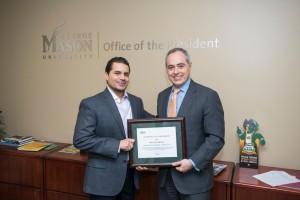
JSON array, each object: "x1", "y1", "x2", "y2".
[
  {"x1": 171, "y1": 78, "x2": 191, "y2": 93},
  {"x1": 107, "y1": 86, "x2": 128, "y2": 103}
]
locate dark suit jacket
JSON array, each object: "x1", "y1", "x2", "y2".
[
  {"x1": 73, "y1": 88, "x2": 150, "y2": 196},
  {"x1": 157, "y1": 80, "x2": 225, "y2": 194}
]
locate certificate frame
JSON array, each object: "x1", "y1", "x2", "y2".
[{"x1": 127, "y1": 117, "x2": 186, "y2": 167}]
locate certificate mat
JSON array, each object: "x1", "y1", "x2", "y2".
[{"x1": 128, "y1": 117, "x2": 186, "y2": 167}]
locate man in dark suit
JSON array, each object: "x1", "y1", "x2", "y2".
[
  {"x1": 157, "y1": 48, "x2": 225, "y2": 200},
  {"x1": 73, "y1": 57, "x2": 151, "y2": 200}
]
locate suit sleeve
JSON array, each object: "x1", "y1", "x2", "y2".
[
  {"x1": 73, "y1": 99, "x2": 120, "y2": 158},
  {"x1": 143, "y1": 110, "x2": 155, "y2": 118},
  {"x1": 190, "y1": 91, "x2": 225, "y2": 170}
]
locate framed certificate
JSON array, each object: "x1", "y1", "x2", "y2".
[{"x1": 127, "y1": 117, "x2": 186, "y2": 167}]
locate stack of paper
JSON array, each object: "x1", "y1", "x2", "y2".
[{"x1": 253, "y1": 170, "x2": 300, "y2": 187}]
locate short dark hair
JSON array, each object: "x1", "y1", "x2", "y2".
[
  {"x1": 105, "y1": 57, "x2": 130, "y2": 74},
  {"x1": 165, "y1": 48, "x2": 192, "y2": 67}
]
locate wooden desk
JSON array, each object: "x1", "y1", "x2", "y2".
[
  {"x1": 44, "y1": 147, "x2": 234, "y2": 200},
  {"x1": 135, "y1": 169, "x2": 159, "y2": 200},
  {"x1": 136, "y1": 160, "x2": 234, "y2": 200},
  {"x1": 212, "y1": 160, "x2": 235, "y2": 200},
  {"x1": 232, "y1": 163, "x2": 300, "y2": 200},
  {"x1": 44, "y1": 148, "x2": 88, "y2": 200},
  {"x1": 0, "y1": 143, "x2": 67, "y2": 200}
]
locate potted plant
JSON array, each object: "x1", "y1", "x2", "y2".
[{"x1": 0, "y1": 110, "x2": 7, "y2": 140}]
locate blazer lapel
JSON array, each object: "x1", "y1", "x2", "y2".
[
  {"x1": 128, "y1": 94, "x2": 137, "y2": 119},
  {"x1": 160, "y1": 87, "x2": 172, "y2": 118},
  {"x1": 177, "y1": 80, "x2": 197, "y2": 117},
  {"x1": 103, "y1": 89, "x2": 126, "y2": 138}
]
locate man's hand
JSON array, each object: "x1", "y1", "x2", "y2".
[
  {"x1": 136, "y1": 166, "x2": 158, "y2": 172},
  {"x1": 172, "y1": 159, "x2": 193, "y2": 173},
  {"x1": 120, "y1": 138, "x2": 135, "y2": 151},
  {"x1": 136, "y1": 166, "x2": 149, "y2": 171}
]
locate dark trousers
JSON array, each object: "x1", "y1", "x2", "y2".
[
  {"x1": 90, "y1": 167, "x2": 135, "y2": 200},
  {"x1": 159, "y1": 169, "x2": 211, "y2": 200}
]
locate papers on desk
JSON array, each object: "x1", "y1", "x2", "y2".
[
  {"x1": 17, "y1": 141, "x2": 52, "y2": 151},
  {"x1": 213, "y1": 162, "x2": 227, "y2": 176},
  {"x1": 253, "y1": 170, "x2": 300, "y2": 187}
]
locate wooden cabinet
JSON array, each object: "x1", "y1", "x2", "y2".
[
  {"x1": 135, "y1": 169, "x2": 159, "y2": 200},
  {"x1": 44, "y1": 150, "x2": 89, "y2": 200},
  {"x1": 0, "y1": 144, "x2": 235, "y2": 200},
  {"x1": 232, "y1": 163, "x2": 300, "y2": 200},
  {"x1": 44, "y1": 148, "x2": 234, "y2": 200},
  {"x1": 0, "y1": 144, "x2": 67, "y2": 200},
  {"x1": 212, "y1": 160, "x2": 235, "y2": 200},
  {"x1": 136, "y1": 160, "x2": 235, "y2": 200},
  {"x1": 0, "y1": 182, "x2": 40, "y2": 200}
]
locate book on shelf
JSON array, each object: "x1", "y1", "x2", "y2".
[{"x1": 0, "y1": 135, "x2": 34, "y2": 147}]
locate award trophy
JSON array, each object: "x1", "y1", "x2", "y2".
[{"x1": 236, "y1": 119, "x2": 266, "y2": 169}]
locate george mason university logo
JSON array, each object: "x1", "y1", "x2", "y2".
[{"x1": 42, "y1": 22, "x2": 94, "y2": 60}]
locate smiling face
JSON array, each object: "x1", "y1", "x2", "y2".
[
  {"x1": 105, "y1": 62, "x2": 130, "y2": 98},
  {"x1": 166, "y1": 51, "x2": 192, "y2": 87}
]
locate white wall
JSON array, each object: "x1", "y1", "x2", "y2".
[{"x1": 0, "y1": 0, "x2": 299, "y2": 170}]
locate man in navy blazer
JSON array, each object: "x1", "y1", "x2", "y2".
[
  {"x1": 157, "y1": 48, "x2": 225, "y2": 200},
  {"x1": 73, "y1": 57, "x2": 151, "y2": 200}
]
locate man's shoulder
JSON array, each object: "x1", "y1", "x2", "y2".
[
  {"x1": 191, "y1": 80, "x2": 217, "y2": 94},
  {"x1": 158, "y1": 86, "x2": 172, "y2": 96},
  {"x1": 127, "y1": 93, "x2": 142, "y2": 102},
  {"x1": 81, "y1": 90, "x2": 107, "y2": 103}
]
